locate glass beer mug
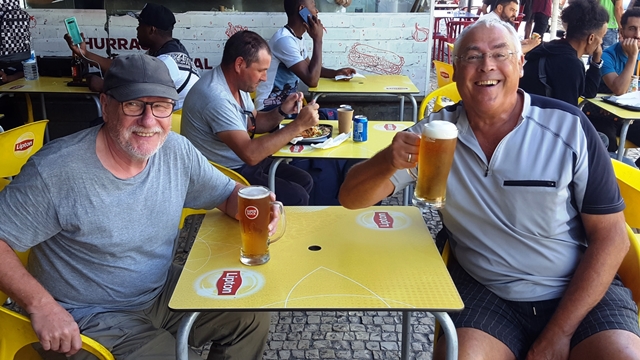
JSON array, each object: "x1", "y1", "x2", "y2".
[
  {"x1": 408, "y1": 120, "x2": 458, "y2": 210},
  {"x1": 238, "y1": 186, "x2": 286, "y2": 266}
]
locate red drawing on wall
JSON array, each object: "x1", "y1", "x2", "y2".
[
  {"x1": 347, "y1": 43, "x2": 405, "y2": 75},
  {"x1": 225, "y1": 22, "x2": 248, "y2": 38},
  {"x1": 29, "y1": 15, "x2": 36, "y2": 28},
  {"x1": 412, "y1": 23, "x2": 429, "y2": 42}
]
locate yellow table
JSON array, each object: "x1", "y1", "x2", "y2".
[
  {"x1": 585, "y1": 97, "x2": 639, "y2": 161},
  {"x1": 169, "y1": 206, "x2": 463, "y2": 360},
  {"x1": 268, "y1": 120, "x2": 408, "y2": 190},
  {"x1": 0, "y1": 77, "x2": 101, "y2": 137},
  {"x1": 308, "y1": 75, "x2": 420, "y2": 122}
]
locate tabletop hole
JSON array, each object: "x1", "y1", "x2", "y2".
[{"x1": 308, "y1": 245, "x2": 322, "y2": 251}]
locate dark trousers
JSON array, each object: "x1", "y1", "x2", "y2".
[
  {"x1": 584, "y1": 103, "x2": 640, "y2": 151},
  {"x1": 237, "y1": 157, "x2": 313, "y2": 206}
]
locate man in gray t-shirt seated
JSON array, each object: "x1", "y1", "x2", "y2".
[
  {"x1": 182, "y1": 30, "x2": 320, "y2": 205},
  {"x1": 0, "y1": 54, "x2": 274, "y2": 359}
]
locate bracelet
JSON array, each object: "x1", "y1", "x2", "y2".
[
  {"x1": 590, "y1": 59, "x2": 603, "y2": 69},
  {"x1": 277, "y1": 105, "x2": 288, "y2": 117}
]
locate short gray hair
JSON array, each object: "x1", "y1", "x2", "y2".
[{"x1": 452, "y1": 19, "x2": 522, "y2": 60}]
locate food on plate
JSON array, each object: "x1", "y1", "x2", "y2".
[{"x1": 299, "y1": 125, "x2": 331, "y2": 138}]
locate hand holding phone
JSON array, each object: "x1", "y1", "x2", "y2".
[
  {"x1": 64, "y1": 17, "x2": 83, "y2": 46},
  {"x1": 299, "y1": 7, "x2": 313, "y2": 25}
]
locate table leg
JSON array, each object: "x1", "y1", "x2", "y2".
[
  {"x1": 399, "y1": 95, "x2": 405, "y2": 121},
  {"x1": 617, "y1": 119, "x2": 633, "y2": 162},
  {"x1": 268, "y1": 158, "x2": 286, "y2": 192},
  {"x1": 39, "y1": 94, "x2": 50, "y2": 142},
  {"x1": 407, "y1": 94, "x2": 418, "y2": 123},
  {"x1": 403, "y1": 185, "x2": 411, "y2": 206},
  {"x1": 401, "y1": 310, "x2": 412, "y2": 360},
  {"x1": 176, "y1": 311, "x2": 200, "y2": 360},
  {"x1": 433, "y1": 311, "x2": 458, "y2": 360}
]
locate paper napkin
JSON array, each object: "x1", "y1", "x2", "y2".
[
  {"x1": 608, "y1": 92, "x2": 640, "y2": 107},
  {"x1": 311, "y1": 132, "x2": 351, "y2": 149},
  {"x1": 289, "y1": 136, "x2": 304, "y2": 144},
  {"x1": 334, "y1": 73, "x2": 366, "y2": 81}
]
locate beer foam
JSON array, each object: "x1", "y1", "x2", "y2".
[
  {"x1": 422, "y1": 121, "x2": 458, "y2": 140},
  {"x1": 239, "y1": 186, "x2": 270, "y2": 199}
]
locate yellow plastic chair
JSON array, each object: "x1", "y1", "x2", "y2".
[
  {"x1": 620, "y1": 224, "x2": 640, "y2": 322},
  {"x1": 171, "y1": 109, "x2": 182, "y2": 134},
  {"x1": 180, "y1": 161, "x2": 250, "y2": 252},
  {"x1": 433, "y1": 60, "x2": 454, "y2": 88},
  {"x1": 0, "y1": 120, "x2": 48, "y2": 178},
  {"x1": 418, "y1": 83, "x2": 461, "y2": 120},
  {"x1": 0, "y1": 250, "x2": 114, "y2": 360},
  {"x1": 611, "y1": 159, "x2": 640, "y2": 228}
]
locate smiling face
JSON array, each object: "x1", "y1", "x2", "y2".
[
  {"x1": 101, "y1": 94, "x2": 171, "y2": 161},
  {"x1": 452, "y1": 23, "x2": 524, "y2": 116}
]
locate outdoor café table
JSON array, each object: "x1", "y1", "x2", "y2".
[
  {"x1": 169, "y1": 206, "x2": 464, "y2": 360},
  {"x1": 0, "y1": 76, "x2": 101, "y2": 125},
  {"x1": 269, "y1": 120, "x2": 412, "y2": 204},
  {"x1": 308, "y1": 75, "x2": 420, "y2": 122},
  {"x1": 432, "y1": 10, "x2": 479, "y2": 31},
  {"x1": 585, "y1": 96, "x2": 639, "y2": 161}
]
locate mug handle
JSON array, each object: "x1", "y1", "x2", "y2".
[{"x1": 267, "y1": 201, "x2": 286, "y2": 245}]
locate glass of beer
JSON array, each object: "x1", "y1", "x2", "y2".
[
  {"x1": 408, "y1": 120, "x2": 458, "y2": 210},
  {"x1": 238, "y1": 186, "x2": 286, "y2": 266}
]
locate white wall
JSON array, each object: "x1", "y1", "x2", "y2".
[{"x1": 27, "y1": 9, "x2": 433, "y2": 95}]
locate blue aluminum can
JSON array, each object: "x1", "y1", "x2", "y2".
[{"x1": 353, "y1": 115, "x2": 368, "y2": 142}]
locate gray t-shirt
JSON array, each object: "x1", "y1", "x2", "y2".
[
  {"x1": 0, "y1": 126, "x2": 235, "y2": 320},
  {"x1": 182, "y1": 66, "x2": 255, "y2": 169}
]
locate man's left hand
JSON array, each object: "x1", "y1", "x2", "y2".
[
  {"x1": 526, "y1": 330, "x2": 571, "y2": 360},
  {"x1": 280, "y1": 92, "x2": 305, "y2": 114},
  {"x1": 268, "y1": 192, "x2": 282, "y2": 236}
]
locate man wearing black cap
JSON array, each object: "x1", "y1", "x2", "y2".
[
  {"x1": 64, "y1": 2, "x2": 199, "y2": 110},
  {"x1": 0, "y1": 53, "x2": 271, "y2": 359}
]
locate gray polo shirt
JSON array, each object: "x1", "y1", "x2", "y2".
[{"x1": 392, "y1": 91, "x2": 624, "y2": 301}]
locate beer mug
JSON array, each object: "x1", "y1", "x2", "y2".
[
  {"x1": 238, "y1": 186, "x2": 286, "y2": 266},
  {"x1": 408, "y1": 121, "x2": 458, "y2": 210}
]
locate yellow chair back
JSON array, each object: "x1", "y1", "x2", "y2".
[
  {"x1": 171, "y1": 109, "x2": 182, "y2": 134},
  {"x1": 0, "y1": 120, "x2": 48, "y2": 178},
  {"x1": 611, "y1": 159, "x2": 640, "y2": 228},
  {"x1": 0, "y1": 249, "x2": 114, "y2": 360},
  {"x1": 418, "y1": 83, "x2": 461, "y2": 120},
  {"x1": 433, "y1": 60, "x2": 454, "y2": 88},
  {"x1": 620, "y1": 225, "x2": 640, "y2": 312}
]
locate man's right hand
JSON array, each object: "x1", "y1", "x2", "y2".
[
  {"x1": 64, "y1": 32, "x2": 87, "y2": 58},
  {"x1": 621, "y1": 37, "x2": 639, "y2": 59},
  {"x1": 29, "y1": 300, "x2": 82, "y2": 356},
  {"x1": 291, "y1": 101, "x2": 320, "y2": 132},
  {"x1": 304, "y1": 14, "x2": 324, "y2": 42},
  {"x1": 385, "y1": 131, "x2": 420, "y2": 170}
]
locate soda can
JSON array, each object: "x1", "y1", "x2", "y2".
[
  {"x1": 353, "y1": 115, "x2": 368, "y2": 142},
  {"x1": 629, "y1": 76, "x2": 639, "y2": 93}
]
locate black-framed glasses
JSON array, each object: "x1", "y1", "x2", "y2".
[
  {"x1": 117, "y1": 99, "x2": 175, "y2": 118},
  {"x1": 243, "y1": 110, "x2": 257, "y2": 139},
  {"x1": 455, "y1": 51, "x2": 516, "y2": 64}
]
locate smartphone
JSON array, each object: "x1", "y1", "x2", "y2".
[
  {"x1": 64, "y1": 17, "x2": 83, "y2": 45},
  {"x1": 299, "y1": 7, "x2": 313, "y2": 25}
]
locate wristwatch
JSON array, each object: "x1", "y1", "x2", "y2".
[
  {"x1": 277, "y1": 105, "x2": 288, "y2": 117},
  {"x1": 590, "y1": 59, "x2": 603, "y2": 69}
]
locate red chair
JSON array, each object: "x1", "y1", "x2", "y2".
[
  {"x1": 433, "y1": 20, "x2": 475, "y2": 63},
  {"x1": 513, "y1": 13, "x2": 525, "y2": 31}
]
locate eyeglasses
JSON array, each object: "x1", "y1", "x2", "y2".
[
  {"x1": 455, "y1": 51, "x2": 516, "y2": 64},
  {"x1": 243, "y1": 110, "x2": 257, "y2": 139},
  {"x1": 118, "y1": 99, "x2": 175, "y2": 118}
]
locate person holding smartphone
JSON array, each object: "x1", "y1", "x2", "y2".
[{"x1": 254, "y1": 0, "x2": 356, "y2": 111}]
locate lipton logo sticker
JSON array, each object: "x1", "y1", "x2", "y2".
[
  {"x1": 280, "y1": 144, "x2": 312, "y2": 154},
  {"x1": 373, "y1": 123, "x2": 407, "y2": 132},
  {"x1": 13, "y1": 132, "x2": 36, "y2": 158},
  {"x1": 440, "y1": 70, "x2": 450, "y2": 79},
  {"x1": 245, "y1": 206, "x2": 259, "y2": 220},
  {"x1": 356, "y1": 210, "x2": 411, "y2": 230},
  {"x1": 194, "y1": 269, "x2": 264, "y2": 299}
]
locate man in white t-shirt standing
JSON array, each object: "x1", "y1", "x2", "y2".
[
  {"x1": 255, "y1": 0, "x2": 356, "y2": 111},
  {"x1": 64, "y1": 3, "x2": 199, "y2": 110}
]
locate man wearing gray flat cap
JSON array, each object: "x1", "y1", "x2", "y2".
[{"x1": 0, "y1": 54, "x2": 272, "y2": 360}]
